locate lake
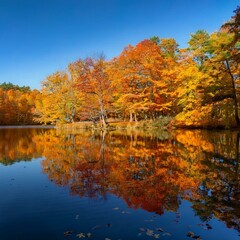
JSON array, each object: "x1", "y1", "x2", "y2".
[{"x1": 0, "y1": 127, "x2": 239, "y2": 240}]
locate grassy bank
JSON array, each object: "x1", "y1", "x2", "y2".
[{"x1": 56, "y1": 116, "x2": 173, "y2": 131}]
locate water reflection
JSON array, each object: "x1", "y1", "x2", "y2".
[
  {"x1": 0, "y1": 128, "x2": 239, "y2": 235},
  {"x1": 174, "y1": 130, "x2": 240, "y2": 232},
  {"x1": 0, "y1": 128, "x2": 48, "y2": 165}
]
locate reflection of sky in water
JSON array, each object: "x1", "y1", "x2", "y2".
[
  {"x1": 0, "y1": 129, "x2": 239, "y2": 240},
  {"x1": 0, "y1": 160, "x2": 239, "y2": 240}
]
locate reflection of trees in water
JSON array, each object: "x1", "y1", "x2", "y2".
[
  {"x1": 0, "y1": 128, "x2": 48, "y2": 165},
  {"x1": 174, "y1": 130, "x2": 240, "y2": 233},
  {"x1": 37, "y1": 129, "x2": 239, "y2": 233},
  {"x1": 1, "y1": 127, "x2": 238, "y2": 232},
  {"x1": 41, "y1": 130, "x2": 111, "y2": 198}
]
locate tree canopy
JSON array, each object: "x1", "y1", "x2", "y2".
[{"x1": 1, "y1": 6, "x2": 239, "y2": 128}]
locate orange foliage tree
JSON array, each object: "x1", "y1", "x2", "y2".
[
  {"x1": 69, "y1": 56, "x2": 114, "y2": 126},
  {"x1": 0, "y1": 83, "x2": 39, "y2": 125},
  {"x1": 110, "y1": 39, "x2": 178, "y2": 122}
]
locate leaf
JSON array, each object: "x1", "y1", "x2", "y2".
[{"x1": 76, "y1": 233, "x2": 86, "y2": 238}]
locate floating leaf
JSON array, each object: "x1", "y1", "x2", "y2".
[
  {"x1": 86, "y1": 233, "x2": 92, "y2": 238},
  {"x1": 76, "y1": 233, "x2": 86, "y2": 238},
  {"x1": 163, "y1": 232, "x2": 171, "y2": 236},
  {"x1": 63, "y1": 230, "x2": 73, "y2": 237},
  {"x1": 121, "y1": 211, "x2": 131, "y2": 214},
  {"x1": 187, "y1": 231, "x2": 195, "y2": 238},
  {"x1": 156, "y1": 228, "x2": 164, "y2": 232},
  {"x1": 146, "y1": 229, "x2": 154, "y2": 236},
  {"x1": 193, "y1": 236, "x2": 201, "y2": 239},
  {"x1": 206, "y1": 223, "x2": 212, "y2": 229},
  {"x1": 92, "y1": 225, "x2": 100, "y2": 230}
]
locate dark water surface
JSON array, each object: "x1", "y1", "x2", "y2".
[{"x1": 0, "y1": 127, "x2": 239, "y2": 240}]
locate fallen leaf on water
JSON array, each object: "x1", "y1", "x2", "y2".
[
  {"x1": 187, "y1": 231, "x2": 195, "y2": 238},
  {"x1": 121, "y1": 211, "x2": 131, "y2": 214},
  {"x1": 92, "y1": 225, "x2": 100, "y2": 230},
  {"x1": 193, "y1": 236, "x2": 201, "y2": 239},
  {"x1": 76, "y1": 233, "x2": 86, "y2": 238},
  {"x1": 146, "y1": 229, "x2": 154, "y2": 236},
  {"x1": 163, "y1": 232, "x2": 171, "y2": 236},
  {"x1": 206, "y1": 223, "x2": 212, "y2": 229},
  {"x1": 86, "y1": 233, "x2": 92, "y2": 238},
  {"x1": 63, "y1": 230, "x2": 73, "y2": 237},
  {"x1": 154, "y1": 234, "x2": 160, "y2": 238},
  {"x1": 156, "y1": 228, "x2": 164, "y2": 232}
]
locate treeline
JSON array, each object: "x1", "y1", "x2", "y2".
[
  {"x1": 1, "y1": 6, "x2": 239, "y2": 127},
  {"x1": 0, "y1": 82, "x2": 30, "y2": 92},
  {"x1": 0, "y1": 82, "x2": 40, "y2": 125}
]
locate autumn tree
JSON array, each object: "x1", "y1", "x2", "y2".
[
  {"x1": 0, "y1": 84, "x2": 39, "y2": 125},
  {"x1": 110, "y1": 39, "x2": 178, "y2": 121},
  {"x1": 35, "y1": 71, "x2": 82, "y2": 124},
  {"x1": 69, "y1": 56, "x2": 113, "y2": 127},
  {"x1": 174, "y1": 7, "x2": 240, "y2": 128}
]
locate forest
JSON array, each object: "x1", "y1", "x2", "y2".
[{"x1": 0, "y1": 7, "x2": 239, "y2": 128}]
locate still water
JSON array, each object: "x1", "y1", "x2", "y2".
[{"x1": 0, "y1": 127, "x2": 239, "y2": 240}]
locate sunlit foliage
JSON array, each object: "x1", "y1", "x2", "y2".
[
  {"x1": 0, "y1": 83, "x2": 40, "y2": 125},
  {"x1": 1, "y1": 6, "x2": 239, "y2": 128}
]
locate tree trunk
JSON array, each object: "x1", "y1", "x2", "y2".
[
  {"x1": 226, "y1": 60, "x2": 240, "y2": 126},
  {"x1": 101, "y1": 114, "x2": 107, "y2": 127},
  {"x1": 129, "y1": 112, "x2": 133, "y2": 122},
  {"x1": 99, "y1": 98, "x2": 108, "y2": 127},
  {"x1": 134, "y1": 113, "x2": 138, "y2": 122}
]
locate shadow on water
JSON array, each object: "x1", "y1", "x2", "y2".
[{"x1": 0, "y1": 127, "x2": 239, "y2": 237}]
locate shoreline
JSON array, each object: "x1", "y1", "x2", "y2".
[{"x1": 0, "y1": 125, "x2": 55, "y2": 129}]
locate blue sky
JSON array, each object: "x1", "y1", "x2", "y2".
[{"x1": 0, "y1": 0, "x2": 239, "y2": 90}]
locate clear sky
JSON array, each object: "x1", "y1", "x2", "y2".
[{"x1": 0, "y1": 0, "x2": 239, "y2": 90}]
